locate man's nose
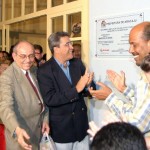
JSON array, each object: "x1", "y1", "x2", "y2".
[
  {"x1": 70, "y1": 44, "x2": 73, "y2": 49},
  {"x1": 129, "y1": 45, "x2": 134, "y2": 54},
  {"x1": 25, "y1": 56, "x2": 31, "y2": 62}
]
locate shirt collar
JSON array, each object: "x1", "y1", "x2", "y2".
[
  {"x1": 140, "y1": 71, "x2": 149, "y2": 84},
  {"x1": 21, "y1": 69, "x2": 30, "y2": 75},
  {"x1": 54, "y1": 57, "x2": 70, "y2": 68}
]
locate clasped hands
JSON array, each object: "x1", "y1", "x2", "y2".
[
  {"x1": 76, "y1": 68, "x2": 94, "y2": 93},
  {"x1": 88, "y1": 70, "x2": 127, "y2": 100}
]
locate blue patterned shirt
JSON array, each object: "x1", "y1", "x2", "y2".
[{"x1": 105, "y1": 71, "x2": 150, "y2": 133}]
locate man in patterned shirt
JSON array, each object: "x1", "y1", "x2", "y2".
[
  {"x1": 88, "y1": 22, "x2": 150, "y2": 149},
  {"x1": 88, "y1": 22, "x2": 150, "y2": 133}
]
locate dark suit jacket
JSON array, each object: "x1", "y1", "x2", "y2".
[{"x1": 37, "y1": 57, "x2": 95, "y2": 143}]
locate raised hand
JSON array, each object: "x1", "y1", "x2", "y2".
[
  {"x1": 76, "y1": 68, "x2": 91, "y2": 93},
  {"x1": 107, "y1": 70, "x2": 127, "y2": 93},
  {"x1": 88, "y1": 82, "x2": 112, "y2": 100},
  {"x1": 87, "y1": 121, "x2": 100, "y2": 140},
  {"x1": 85, "y1": 68, "x2": 94, "y2": 87},
  {"x1": 145, "y1": 137, "x2": 150, "y2": 150}
]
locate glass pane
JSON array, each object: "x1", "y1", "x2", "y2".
[
  {"x1": 73, "y1": 41, "x2": 81, "y2": 59},
  {"x1": 5, "y1": 0, "x2": 11, "y2": 20},
  {"x1": 37, "y1": 0, "x2": 47, "y2": 11},
  {"x1": 68, "y1": 12, "x2": 81, "y2": 38},
  {"x1": 52, "y1": 0, "x2": 63, "y2": 7},
  {"x1": 14, "y1": 0, "x2": 21, "y2": 18},
  {"x1": 10, "y1": 16, "x2": 47, "y2": 53},
  {"x1": 5, "y1": 29, "x2": 6, "y2": 45},
  {"x1": 52, "y1": 16, "x2": 63, "y2": 33},
  {"x1": 0, "y1": 30, "x2": 2, "y2": 45},
  {"x1": 25, "y1": 0, "x2": 34, "y2": 15},
  {"x1": 0, "y1": 0, "x2": 2, "y2": 21},
  {"x1": 67, "y1": 0, "x2": 77, "y2": 2}
]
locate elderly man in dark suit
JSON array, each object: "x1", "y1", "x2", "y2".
[
  {"x1": 37, "y1": 31, "x2": 95, "y2": 150},
  {"x1": 0, "y1": 41, "x2": 49, "y2": 150}
]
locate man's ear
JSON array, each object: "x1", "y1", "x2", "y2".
[
  {"x1": 148, "y1": 40, "x2": 150, "y2": 48},
  {"x1": 54, "y1": 47, "x2": 59, "y2": 54},
  {"x1": 12, "y1": 52, "x2": 16, "y2": 61}
]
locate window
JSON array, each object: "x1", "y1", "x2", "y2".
[
  {"x1": 0, "y1": 30, "x2": 2, "y2": 51},
  {"x1": 5, "y1": 0, "x2": 11, "y2": 20},
  {"x1": 68, "y1": 12, "x2": 81, "y2": 38},
  {"x1": 14, "y1": 0, "x2": 21, "y2": 17},
  {"x1": 52, "y1": 16, "x2": 63, "y2": 33},
  {"x1": 67, "y1": 0, "x2": 77, "y2": 2},
  {"x1": 25, "y1": 0, "x2": 34, "y2": 15},
  {"x1": 0, "y1": 0, "x2": 2, "y2": 21},
  {"x1": 37, "y1": 0, "x2": 47, "y2": 11},
  {"x1": 52, "y1": 0, "x2": 63, "y2": 7}
]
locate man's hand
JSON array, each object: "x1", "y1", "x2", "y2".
[
  {"x1": 87, "y1": 121, "x2": 100, "y2": 140},
  {"x1": 15, "y1": 127, "x2": 32, "y2": 150},
  {"x1": 107, "y1": 70, "x2": 127, "y2": 93},
  {"x1": 87, "y1": 114, "x2": 127, "y2": 141},
  {"x1": 76, "y1": 68, "x2": 93, "y2": 93},
  {"x1": 42, "y1": 122, "x2": 50, "y2": 134},
  {"x1": 86, "y1": 68, "x2": 94, "y2": 87},
  {"x1": 145, "y1": 137, "x2": 150, "y2": 150},
  {"x1": 88, "y1": 82, "x2": 112, "y2": 100}
]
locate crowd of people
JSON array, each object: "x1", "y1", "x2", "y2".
[{"x1": 0, "y1": 22, "x2": 150, "y2": 150}]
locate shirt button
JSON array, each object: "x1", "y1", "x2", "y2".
[{"x1": 72, "y1": 112, "x2": 75, "y2": 115}]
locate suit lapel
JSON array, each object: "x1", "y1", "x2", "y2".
[
  {"x1": 69, "y1": 60, "x2": 81, "y2": 86},
  {"x1": 12, "y1": 63, "x2": 35, "y2": 105},
  {"x1": 12, "y1": 62, "x2": 42, "y2": 105},
  {"x1": 51, "y1": 57, "x2": 72, "y2": 87},
  {"x1": 30, "y1": 72, "x2": 44, "y2": 104},
  {"x1": 68, "y1": 60, "x2": 81, "y2": 111},
  {"x1": 50, "y1": 58, "x2": 81, "y2": 111}
]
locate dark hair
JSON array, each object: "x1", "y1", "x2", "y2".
[
  {"x1": 8, "y1": 45, "x2": 15, "y2": 63},
  {"x1": 9, "y1": 45, "x2": 14, "y2": 56},
  {"x1": 73, "y1": 43, "x2": 81, "y2": 48},
  {"x1": 48, "y1": 31, "x2": 70, "y2": 54},
  {"x1": 33, "y1": 44, "x2": 43, "y2": 53},
  {"x1": 91, "y1": 122, "x2": 147, "y2": 150},
  {"x1": 2, "y1": 51, "x2": 9, "y2": 57},
  {"x1": 140, "y1": 54, "x2": 150, "y2": 72},
  {"x1": 42, "y1": 53, "x2": 46, "y2": 61},
  {"x1": 143, "y1": 23, "x2": 150, "y2": 41}
]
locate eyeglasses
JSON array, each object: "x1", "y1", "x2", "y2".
[
  {"x1": 63, "y1": 41, "x2": 73, "y2": 47},
  {"x1": 16, "y1": 53, "x2": 35, "y2": 60},
  {"x1": 35, "y1": 52, "x2": 41, "y2": 55}
]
